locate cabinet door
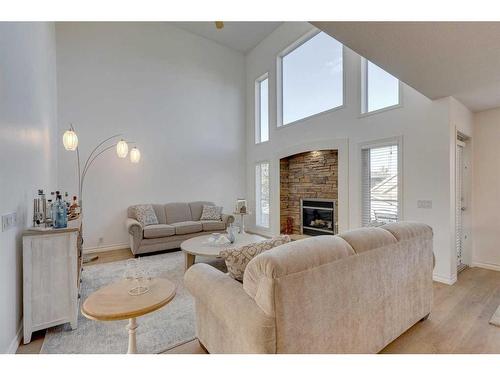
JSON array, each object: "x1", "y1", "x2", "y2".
[{"x1": 26, "y1": 233, "x2": 77, "y2": 326}]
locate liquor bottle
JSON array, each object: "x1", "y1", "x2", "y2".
[
  {"x1": 52, "y1": 194, "x2": 68, "y2": 229},
  {"x1": 64, "y1": 192, "x2": 70, "y2": 209},
  {"x1": 69, "y1": 196, "x2": 80, "y2": 217}
]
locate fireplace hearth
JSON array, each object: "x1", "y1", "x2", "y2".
[{"x1": 301, "y1": 198, "x2": 337, "y2": 236}]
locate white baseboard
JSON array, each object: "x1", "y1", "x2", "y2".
[
  {"x1": 433, "y1": 273, "x2": 457, "y2": 285},
  {"x1": 83, "y1": 243, "x2": 129, "y2": 254},
  {"x1": 471, "y1": 261, "x2": 500, "y2": 272},
  {"x1": 6, "y1": 323, "x2": 23, "y2": 354}
]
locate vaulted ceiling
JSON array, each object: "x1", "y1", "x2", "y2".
[
  {"x1": 313, "y1": 22, "x2": 500, "y2": 112},
  {"x1": 173, "y1": 22, "x2": 282, "y2": 54}
]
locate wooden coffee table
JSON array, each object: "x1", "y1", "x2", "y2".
[
  {"x1": 81, "y1": 277, "x2": 176, "y2": 354},
  {"x1": 181, "y1": 233, "x2": 265, "y2": 271}
]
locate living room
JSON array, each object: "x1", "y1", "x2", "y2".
[{"x1": 1, "y1": 0, "x2": 499, "y2": 372}]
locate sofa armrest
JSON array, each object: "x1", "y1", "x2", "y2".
[
  {"x1": 221, "y1": 213, "x2": 235, "y2": 226},
  {"x1": 126, "y1": 218, "x2": 143, "y2": 254},
  {"x1": 184, "y1": 263, "x2": 275, "y2": 352}
]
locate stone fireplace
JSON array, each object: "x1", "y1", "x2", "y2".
[{"x1": 280, "y1": 150, "x2": 338, "y2": 235}]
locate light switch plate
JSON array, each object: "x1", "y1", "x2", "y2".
[
  {"x1": 417, "y1": 200, "x2": 433, "y2": 209},
  {"x1": 2, "y1": 212, "x2": 17, "y2": 232}
]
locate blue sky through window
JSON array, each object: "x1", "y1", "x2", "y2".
[
  {"x1": 366, "y1": 61, "x2": 399, "y2": 112},
  {"x1": 282, "y1": 32, "x2": 343, "y2": 125}
]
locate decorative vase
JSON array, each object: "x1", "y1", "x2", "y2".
[{"x1": 227, "y1": 224, "x2": 236, "y2": 243}]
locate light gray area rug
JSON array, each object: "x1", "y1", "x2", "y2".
[
  {"x1": 490, "y1": 304, "x2": 500, "y2": 327},
  {"x1": 41, "y1": 251, "x2": 217, "y2": 354}
]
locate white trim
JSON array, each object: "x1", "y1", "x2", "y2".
[
  {"x1": 433, "y1": 273, "x2": 457, "y2": 285},
  {"x1": 276, "y1": 29, "x2": 345, "y2": 128},
  {"x1": 471, "y1": 261, "x2": 500, "y2": 272},
  {"x1": 358, "y1": 136, "x2": 404, "y2": 227},
  {"x1": 83, "y1": 242, "x2": 129, "y2": 254},
  {"x1": 6, "y1": 323, "x2": 23, "y2": 354}
]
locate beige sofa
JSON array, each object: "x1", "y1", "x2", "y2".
[
  {"x1": 184, "y1": 221, "x2": 434, "y2": 353},
  {"x1": 126, "y1": 201, "x2": 234, "y2": 255}
]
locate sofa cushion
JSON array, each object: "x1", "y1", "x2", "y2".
[
  {"x1": 220, "y1": 235, "x2": 291, "y2": 281},
  {"x1": 132, "y1": 204, "x2": 159, "y2": 226},
  {"x1": 143, "y1": 224, "x2": 175, "y2": 239},
  {"x1": 172, "y1": 221, "x2": 203, "y2": 235},
  {"x1": 338, "y1": 227, "x2": 397, "y2": 254},
  {"x1": 200, "y1": 205, "x2": 223, "y2": 221},
  {"x1": 165, "y1": 203, "x2": 192, "y2": 224},
  {"x1": 189, "y1": 201, "x2": 215, "y2": 221},
  {"x1": 201, "y1": 220, "x2": 226, "y2": 231}
]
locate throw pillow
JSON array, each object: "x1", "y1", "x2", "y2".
[
  {"x1": 200, "y1": 205, "x2": 223, "y2": 221},
  {"x1": 220, "y1": 235, "x2": 291, "y2": 281},
  {"x1": 133, "y1": 204, "x2": 159, "y2": 226}
]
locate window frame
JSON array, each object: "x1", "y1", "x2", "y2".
[
  {"x1": 360, "y1": 58, "x2": 403, "y2": 117},
  {"x1": 255, "y1": 160, "x2": 271, "y2": 229},
  {"x1": 359, "y1": 136, "x2": 404, "y2": 227},
  {"x1": 277, "y1": 29, "x2": 345, "y2": 128},
  {"x1": 255, "y1": 72, "x2": 270, "y2": 144}
]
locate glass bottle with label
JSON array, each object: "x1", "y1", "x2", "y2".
[{"x1": 52, "y1": 194, "x2": 68, "y2": 228}]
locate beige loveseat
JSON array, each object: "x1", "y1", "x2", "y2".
[
  {"x1": 184, "y1": 221, "x2": 434, "y2": 353},
  {"x1": 126, "y1": 201, "x2": 234, "y2": 255}
]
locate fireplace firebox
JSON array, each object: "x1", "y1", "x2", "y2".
[{"x1": 301, "y1": 198, "x2": 337, "y2": 236}]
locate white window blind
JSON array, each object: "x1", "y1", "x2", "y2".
[
  {"x1": 361, "y1": 144, "x2": 399, "y2": 227},
  {"x1": 256, "y1": 162, "x2": 270, "y2": 228}
]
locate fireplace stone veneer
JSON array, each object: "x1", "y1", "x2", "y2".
[{"x1": 280, "y1": 150, "x2": 338, "y2": 235}]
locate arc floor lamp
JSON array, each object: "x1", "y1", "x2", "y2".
[{"x1": 63, "y1": 124, "x2": 141, "y2": 262}]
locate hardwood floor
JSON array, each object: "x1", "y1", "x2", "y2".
[{"x1": 17, "y1": 249, "x2": 500, "y2": 354}]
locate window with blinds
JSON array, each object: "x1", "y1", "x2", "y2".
[
  {"x1": 361, "y1": 144, "x2": 399, "y2": 227},
  {"x1": 256, "y1": 161, "x2": 270, "y2": 228}
]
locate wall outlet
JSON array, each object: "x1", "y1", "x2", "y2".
[
  {"x1": 417, "y1": 200, "x2": 433, "y2": 209},
  {"x1": 2, "y1": 212, "x2": 17, "y2": 232}
]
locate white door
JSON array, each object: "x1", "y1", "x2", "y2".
[{"x1": 456, "y1": 141, "x2": 467, "y2": 272}]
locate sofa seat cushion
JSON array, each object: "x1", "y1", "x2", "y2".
[
  {"x1": 201, "y1": 220, "x2": 226, "y2": 231},
  {"x1": 172, "y1": 221, "x2": 203, "y2": 235},
  {"x1": 143, "y1": 224, "x2": 175, "y2": 239}
]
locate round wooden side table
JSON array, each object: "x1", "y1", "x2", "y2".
[{"x1": 81, "y1": 277, "x2": 176, "y2": 354}]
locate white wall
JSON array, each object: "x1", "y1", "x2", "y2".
[
  {"x1": 244, "y1": 22, "x2": 456, "y2": 283},
  {"x1": 0, "y1": 22, "x2": 58, "y2": 353},
  {"x1": 472, "y1": 107, "x2": 500, "y2": 271},
  {"x1": 55, "y1": 23, "x2": 246, "y2": 250}
]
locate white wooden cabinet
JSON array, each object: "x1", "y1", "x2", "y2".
[{"x1": 22, "y1": 227, "x2": 81, "y2": 344}]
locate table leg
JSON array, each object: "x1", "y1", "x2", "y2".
[
  {"x1": 184, "y1": 252, "x2": 195, "y2": 271},
  {"x1": 127, "y1": 317, "x2": 138, "y2": 354}
]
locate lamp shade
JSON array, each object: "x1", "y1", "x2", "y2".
[
  {"x1": 130, "y1": 147, "x2": 141, "y2": 163},
  {"x1": 116, "y1": 139, "x2": 129, "y2": 158},
  {"x1": 63, "y1": 129, "x2": 78, "y2": 151}
]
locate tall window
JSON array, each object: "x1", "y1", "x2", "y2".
[
  {"x1": 279, "y1": 31, "x2": 343, "y2": 126},
  {"x1": 361, "y1": 143, "x2": 400, "y2": 227},
  {"x1": 256, "y1": 161, "x2": 270, "y2": 228},
  {"x1": 362, "y1": 59, "x2": 400, "y2": 113},
  {"x1": 255, "y1": 74, "x2": 269, "y2": 143}
]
